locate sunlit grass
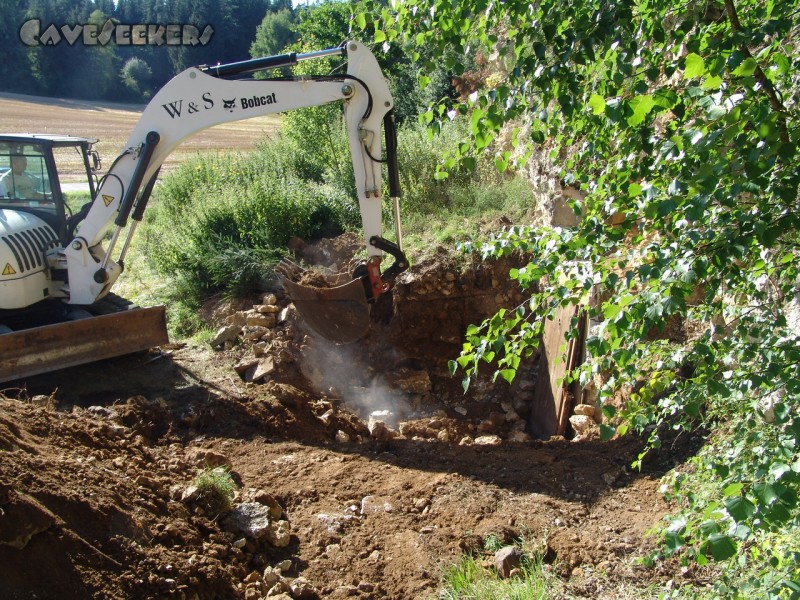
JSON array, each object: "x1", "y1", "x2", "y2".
[{"x1": 439, "y1": 549, "x2": 556, "y2": 600}]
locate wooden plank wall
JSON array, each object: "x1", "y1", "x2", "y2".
[{"x1": 529, "y1": 304, "x2": 587, "y2": 439}]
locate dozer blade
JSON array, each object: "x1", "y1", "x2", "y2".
[
  {"x1": 0, "y1": 306, "x2": 168, "y2": 383},
  {"x1": 280, "y1": 274, "x2": 370, "y2": 344}
]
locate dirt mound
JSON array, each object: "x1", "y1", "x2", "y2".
[{"x1": 0, "y1": 239, "x2": 701, "y2": 599}]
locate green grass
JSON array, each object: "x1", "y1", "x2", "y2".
[
  {"x1": 401, "y1": 177, "x2": 537, "y2": 261},
  {"x1": 192, "y1": 467, "x2": 237, "y2": 516},
  {"x1": 439, "y1": 547, "x2": 557, "y2": 600},
  {"x1": 63, "y1": 190, "x2": 91, "y2": 214}
]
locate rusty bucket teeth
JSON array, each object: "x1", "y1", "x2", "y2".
[{"x1": 277, "y1": 258, "x2": 370, "y2": 344}]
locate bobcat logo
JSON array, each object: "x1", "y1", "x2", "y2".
[{"x1": 223, "y1": 98, "x2": 236, "y2": 112}]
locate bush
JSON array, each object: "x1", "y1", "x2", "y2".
[
  {"x1": 141, "y1": 139, "x2": 360, "y2": 307},
  {"x1": 396, "y1": 120, "x2": 501, "y2": 213}
]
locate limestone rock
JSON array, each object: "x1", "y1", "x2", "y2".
[
  {"x1": 289, "y1": 577, "x2": 317, "y2": 599},
  {"x1": 181, "y1": 485, "x2": 200, "y2": 503},
  {"x1": 247, "y1": 312, "x2": 277, "y2": 328},
  {"x1": 360, "y1": 495, "x2": 394, "y2": 516},
  {"x1": 234, "y1": 358, "x2": 259, "y2": 375},
  {"x1": 257, "y1": 303, "x2": 281, "y2": 314},
  {"x1": 474, "y1": 435, "x2": 502, "y2": 446},
  {"x1": 569, "y1": 415, "x2": 597, "y2": 438},
  {"x1": 211, "y1": 325, "x2": 240, "y2": 347},
  {"x1": 573, "y1": 404, "x2": 598, "y2": 420},
  {"x1": 266, "y1": 519, "x2": 291, "y2": 547},
  {"x1": 251, "y1": 490, "x2": 284, "y2": 520},
  {"x1": 224, "y1": 502, "x2": 273, "y2": 542},
  {"x1": 367, "y1": 417, "x2": 397, "y2": 441},
  {"x1": 494, "y1": 545, "x2": 522, "y2": 579},
  {"x1": 242, "y1": 325, "x2": 268, "y2": 341},
  {"x1": 389, "y1": 369, "x2": 431, "y2": 394},
  {"x1": 260, "y1": 292, "x2": 278, "y2": 306},
  {"x1": 231, "y1": 311, "x2": 247, "y2": 328},
  {"x1": 245, "y1": 357, "x2": 275, "y2": 383},
  {"x1": 186, "y1": 448, "x2": 230, "y2": 468}
]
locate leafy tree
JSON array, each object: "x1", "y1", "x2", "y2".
[
  {"x1": 250, "y1": 8, "x2": 296, "y2": 58},
  {"x1": 291, "y1": 0, "x2": 354, "y2": 50},
  {"x1": 120, "y1": 56, "x2": 153, "y2": 99},
  {"x1": 0, "y1": 0, "x2": 36, "y2": 93},
  {"x1": 365, "y1": 0, "x2": 800, "y2": 593},
  {"x1": 61, "y1": 9, "x2": 118, "y2": 98}
]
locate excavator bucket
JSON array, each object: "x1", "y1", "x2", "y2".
[
  {"x1": 0, "y1": 304, "x2": 168, "y2": 383},
  {"x1": 277, "y1": 259, "x2": 371, "y2": 344}
]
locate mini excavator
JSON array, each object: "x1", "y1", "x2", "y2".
[{"x1": 0, "y1": 41, "x2": 407, "y2": 382}]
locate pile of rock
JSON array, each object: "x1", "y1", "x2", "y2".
[
  {"x1": 569, "y1": 402, "x2": 602, "y2": 441},
  {"x1": 209, "y1": 293, "x2": 297, "y2": 383},
  {"x1": 210, "y1": 293, "x2": 289, "y2": 348},
  {"x1": 179, "y1": 448, "x2": 316, "y2": 600}
]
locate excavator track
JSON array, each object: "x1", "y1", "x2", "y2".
[{"x1": 0, "y1": 294, "x2": 168, "y2": 383}]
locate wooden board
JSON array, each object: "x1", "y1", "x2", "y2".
[{"x1": 529, "y1": 304, "x2": 586, "y2": 439}]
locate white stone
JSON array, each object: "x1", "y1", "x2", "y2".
[
  {"x1": 474, "y1": 435, "x2": 502, "y2": 446},
  {"x1": 211, "y1": 325, "x2": 239, "y2": 347}
]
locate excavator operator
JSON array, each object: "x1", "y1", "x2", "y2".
[{"x1": 0, "y1": 155, "x2": 48, "y2": 200}]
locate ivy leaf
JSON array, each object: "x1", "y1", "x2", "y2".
[
  {"x1": 664, "y1": 531, "x2": 683, "y2": 553},
  {"x1": 628, "y1": 95, "x2": 656, "y2": 126},
  {"x1": 753, "y1": 483, "x2": 779, "y2": 506},
  {"x1": 498, "y1": 368, "x2": 516, "y2": 384},
  {"x1": 724, "y1": 496, "x2": 756, "y2": 521},
  {"x1": 732, "y1": 57, "x2": 757, "y2": 77},
  {"x1": 600, "y1": 424, "x2": 616, "y2": 441},
  {"x1": 723, "y1": 483, "x2": 743, "y2": 497},
  {"x1": 355, "y1": 12, "x2": 367, "y2": 30},
  {"x1": 770, "y1": 462, "x2": 791, "y2": 481},
  {"x1": 374, "y1": 29, "x2": 387, "y2": 43},
  {"x1": 773, "y1": 53, "x2": 790, "y2": 75}
]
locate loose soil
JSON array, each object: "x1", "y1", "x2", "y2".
[{"x1": 0, "y1": 238, "x2": 702, "y2": 599}]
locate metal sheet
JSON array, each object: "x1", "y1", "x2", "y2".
[{"x1": 0, "y1": 306, "x2": 168, "y2": 383}]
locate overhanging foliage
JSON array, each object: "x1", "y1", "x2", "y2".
[{"x1": 362, "y1": 0, "x2": 800, "y2": 593}]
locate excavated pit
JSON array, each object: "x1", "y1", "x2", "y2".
[
  {"x1": 214, "y1": 233, "x2": 540, "y2": 444},
  {"x1": 0, "y1": 233, "x2": 701, "y2": 600}
]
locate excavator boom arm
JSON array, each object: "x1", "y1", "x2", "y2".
[{"x1": 60, "y1": 41, "x2": 396, "y2": 305}]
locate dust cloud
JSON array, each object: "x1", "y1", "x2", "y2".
[{"x1": 298, "y1": 334, "x2": 411, "y2": 427}]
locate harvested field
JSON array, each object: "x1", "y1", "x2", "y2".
[{"x1": 0, "y1": 92, "x2": 279, "y2": 180}]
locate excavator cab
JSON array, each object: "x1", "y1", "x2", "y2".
[
  {"x1": 0, "y1": 134, "x2": 99, "y2": 245},
  {"x1": 0, "y1": 134, "x2": 168, "y2": 382}
]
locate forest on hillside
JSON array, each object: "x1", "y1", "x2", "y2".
[{"x1": 0, "y1": 0, "x2": 302, "y2": 101}]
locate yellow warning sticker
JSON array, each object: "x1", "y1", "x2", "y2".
[
  {"x1": 2, "y1": 263, "x2": 16, "y2": 276},
  {"x1": 102, "y1": 194, "x2": 114, "y2": 207}
]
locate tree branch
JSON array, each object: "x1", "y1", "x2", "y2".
[{"x1": 724, "y1": 0, "x2": 790, "y2": 143}]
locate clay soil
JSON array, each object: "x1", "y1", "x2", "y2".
[{"x1": 0, "y1": 240, "x2": 703, "y2": 600}]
